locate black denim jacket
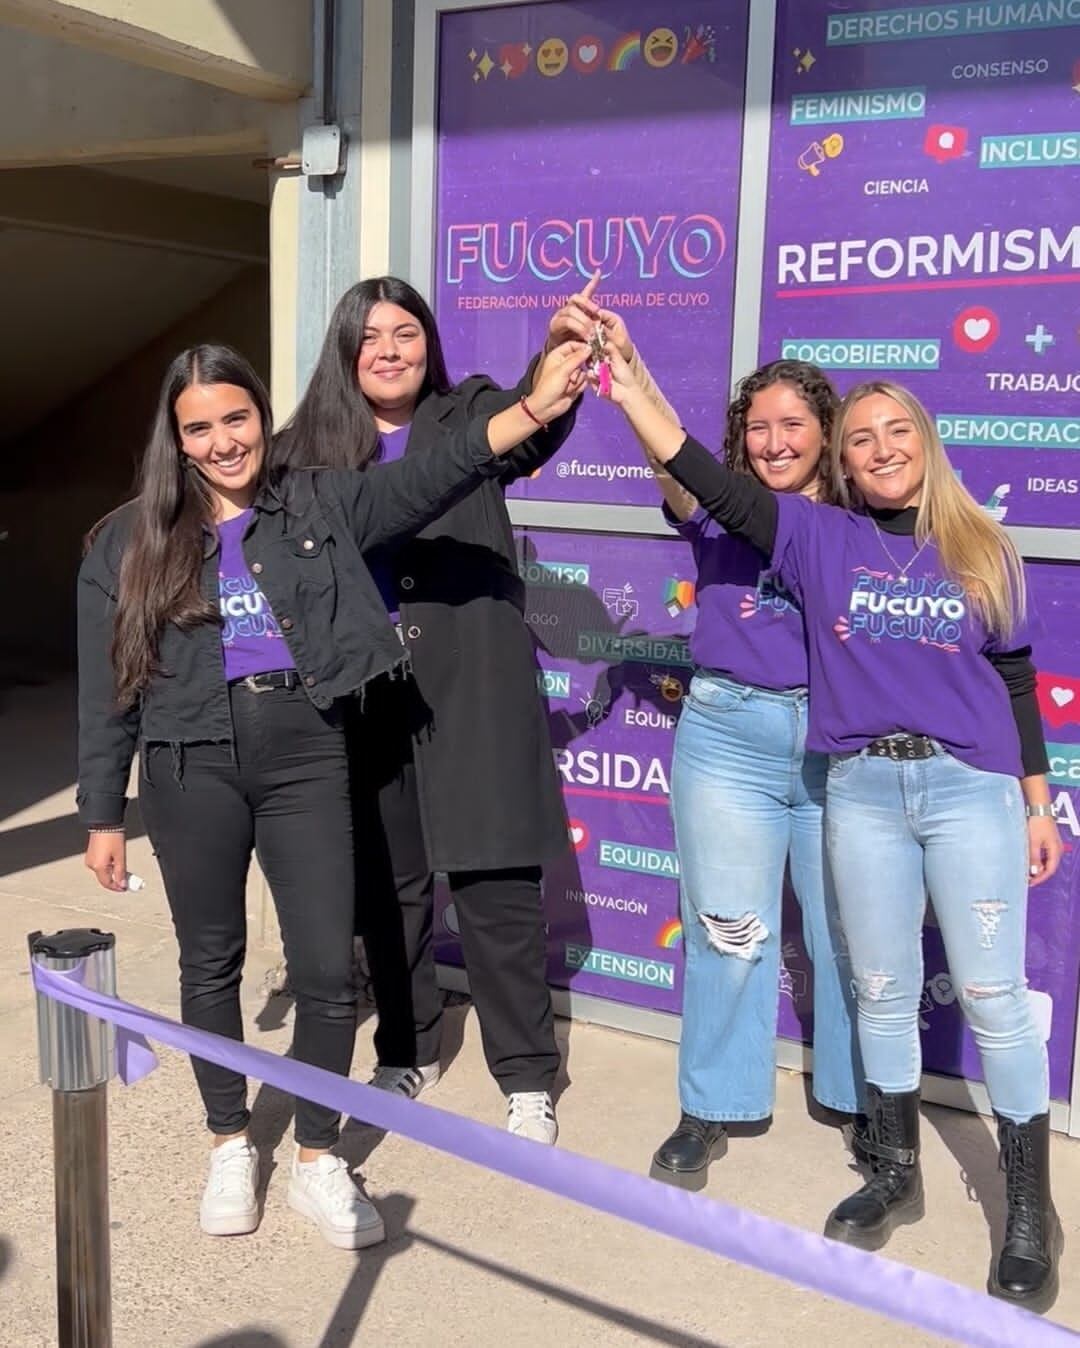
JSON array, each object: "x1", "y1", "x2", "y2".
[{"x1": 77, "y1": 414, "x2": 503, "y2": 827}]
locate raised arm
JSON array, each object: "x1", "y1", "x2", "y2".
[
  {"x1": 625, "y1": 345, "x2": 698, "y2": 523},
  {"x1": 332, "y1": 340, "x2": 587, "y2": 550},
  {"x1": 604, "y1": 346, "x2": 778, "y2": 555},
  {"x1": 546, "y1": 275, "x2": 697, "y2": 521},
  {"x1": 461, "y1": 362, "x2": 579, "y2": 485}
]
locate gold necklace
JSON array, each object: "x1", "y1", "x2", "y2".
[{"x1": 871, "y1": 518, "x2": 932, "y2": 583}]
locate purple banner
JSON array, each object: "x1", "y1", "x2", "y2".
[
  {"x1": 434, "y1": 1, "x2": 749, "y2": 505},
  {"x1": 432, "y1": 541, "x2": 1080, "y2": 1097},
  {"x1": 759, "y1": 0, "x2": 1080, "y2": 529}
]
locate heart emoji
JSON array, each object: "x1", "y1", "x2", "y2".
[
  {"x1": 571, "y1": 35, "x2": 604, "y2": 73},
  {"x1": 952, "y1": 305, "x2": 999, "y2": 353},
  {"x1": 1037, "y1": 672, "x2": 1080, "y2": 726},
  {"x1": 498, "y1": 43, "x2": 528, "y2": 78},
  {"x1": 569, "y1": 819, "x2": 589, "y2": 851}
]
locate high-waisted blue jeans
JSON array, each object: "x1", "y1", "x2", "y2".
[
  {"x1": 825, "y1": 746, "x2": 1048, "y2": 1123},
  {"x1": 672, "y1": 672, "x2": 862, "y2": 1121}
]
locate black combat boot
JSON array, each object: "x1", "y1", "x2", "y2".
[
  {"x1": 849, "y1": 1110, "x2": 871, "y2": 1163},
  {"x1": 824, "y1": 1086, "x2": 924, "y2": 1251},
  {"x1": 650, "y1": 1112, "x2": 728, "y2": 1191},
  {"x1": 989, "y1": 1113, "x2": 1063, "y2": 1314}
]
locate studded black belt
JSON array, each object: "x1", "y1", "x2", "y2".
[{"x1": 866, "y1": 734, "x2": 935, "y2": 761}]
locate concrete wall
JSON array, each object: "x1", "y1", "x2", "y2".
[
  {"x1": 0, "y1": 0, "x2": 312, "y2": 100},
  {"x1": 0, "y1": 264, "x2": 269, "y2": 677}
]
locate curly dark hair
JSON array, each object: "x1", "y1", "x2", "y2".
[{"x1": 722, "y1": 359, "x2": 844, "y2": 505}]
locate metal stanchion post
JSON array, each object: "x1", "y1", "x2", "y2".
[{"x1": 30, "y1": 929, "x2": 117, "y2": 1348}]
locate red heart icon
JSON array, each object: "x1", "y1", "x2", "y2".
[
  {"x1": 952, "y1": 305, "x2": 1000, "y2": 353},
  {"x1": 568, "y1": 819, "x2": 589, "y2": 852},
  {"x1": 571, "y1": 35, "x2": 605, "y2": 74},
  {"x1": 498, "y1": 43, "x2": 529, "y2": 78}
]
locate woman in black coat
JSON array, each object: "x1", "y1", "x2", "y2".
[
  {"x1": 78, "y1": 342, "x2": 585, "y2": 1245},
  {"x1": 271, "y1": 277, "x2": 577, "y2": 1143}
]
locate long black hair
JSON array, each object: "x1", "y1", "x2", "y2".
[
  {"x1": 94, "y1": 344, "x2": 273, "y2": 707},
  {"x1": 723, "y1": 359, "x2": 844, "y2": 505},
  {"x1": 271, "y1": 276, "x2": 453, "y2": 474}
]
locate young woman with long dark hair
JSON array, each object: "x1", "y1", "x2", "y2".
[
  {"x1": 271, "y1": 276, "x2": 580, "y2": 1143},
  {"x1": 598, "y1": 357, "x2": 1063, "y2": 1312},
  {"x1": 78, "y1": 341, "x2": 585, "y2": 1242}
]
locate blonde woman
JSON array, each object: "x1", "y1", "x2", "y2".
[{"x1": 598, "y1": 367, "x2": 1063, "y2": 1313}]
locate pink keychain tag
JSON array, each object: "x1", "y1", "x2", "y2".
[{"x1": 587, "y1": 323, "x2": 612, "y2": 397}]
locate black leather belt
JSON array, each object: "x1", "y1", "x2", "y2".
[
  {"x1": 230, "y1": 670, "x2": 301, "y2": 693},
  {"x1": 866, "y1": 734, "x2": 935, "y2": 761}
]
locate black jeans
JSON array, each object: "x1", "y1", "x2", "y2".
[
  {"x1": 349, "y1": 681, "x2": 560, "y2": 1094},
  {"x1": 139, "y1": 682, "x2": 357, "y2": 1149}
]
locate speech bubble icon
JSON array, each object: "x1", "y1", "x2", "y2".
[{"x1": 924, "y1": 124, "x2": 968, "y2": 163}]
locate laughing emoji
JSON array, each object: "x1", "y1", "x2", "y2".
[
  {"x1": 644, "y1": 27, "x2": 678, "y2": 68},
  {"x1": 537, "y1": 37, "x2": 568, "y2": 77}
]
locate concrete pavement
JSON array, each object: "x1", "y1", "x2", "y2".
[{"x1": 2, "y1": 678, "x2": 1078, "y2": 1347}]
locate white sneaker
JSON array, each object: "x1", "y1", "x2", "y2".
[
  {"x1": 506, "y1": 1091, "x2": 558, "y2": 1145},
  {"x1": 287, "y1": 1150, "x2": 386, "y2": 1250},
  {"x1": 368, "y1": 1062, "x2": 441, "y2": 1099},
  {"x1": 199, "y1": 1136, "x2": 259, "y2": 1236}
]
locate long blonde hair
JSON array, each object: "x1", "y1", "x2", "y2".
[{"x1": 831, "y1": 381, "x2": 1025, "y2": 638}]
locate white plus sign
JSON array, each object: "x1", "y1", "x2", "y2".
[{"x1": 1025, "y1": 323, "x2": 1055, "y2": 355}]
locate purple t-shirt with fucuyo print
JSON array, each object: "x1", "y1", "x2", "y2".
[
  {"x1": 670, "y1": 506, "x2": 808, "y2": 691},
  {"x1": 217, "y1": 510, "x2": 295, "y2": 682},
  {"x1": 771, "y1": 493, "x2": 1028, "y2": 777}
]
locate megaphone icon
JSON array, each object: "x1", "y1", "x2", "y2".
[{"x1": 798, "y1": 134, "x2": 843, "y2": 176}]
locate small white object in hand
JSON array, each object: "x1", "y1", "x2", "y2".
[{"x1": 126, "y1": 874, "x2": 145, "y2": 892}]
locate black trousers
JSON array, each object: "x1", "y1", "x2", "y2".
[
  {"x1": 349, "y1": 680, "x2": 560, "y2": 1094},
  {"x1": 139, "y1": 682, "x2": 357, "y2": 1149}
]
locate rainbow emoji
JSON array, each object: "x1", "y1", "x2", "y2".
[
  {"x1": 607, "y1": 31, "x2": 641, "y2": 70},
  {"x1": 656, "y1": 918, "x2": 683, "y2": 949},
  {"x1": 663, "y1": 577, "x2": 696, "y2": 617}
]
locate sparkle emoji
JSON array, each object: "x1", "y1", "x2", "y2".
[
  {"x1": 498, "y1": 43, "x2": 529, "y2": 79},
  {"x1": 469, "y1": 48, "x2": 495, "y2": 82},
  {"x1": 537, "y1": 36, "x2": 568, "y2": 77},
  {"x1": 643, "y1": 27, "x2": 678, "y2": 68}
]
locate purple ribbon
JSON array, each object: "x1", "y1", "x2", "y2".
[{"x1": 31, "y1": 962, "x2": 1077, "y2": 1348}]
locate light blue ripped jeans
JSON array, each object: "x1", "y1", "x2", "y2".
[
  {"x1": 825, "y1": 746, "x2": 1048, "y2": 1124},
  {"x1": 672, "y1": 672, "x2": 862, "y2": 1122}
]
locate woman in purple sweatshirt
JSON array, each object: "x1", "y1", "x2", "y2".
[{"x1": 601, "y1": 349, "x2": 1063, "y2": 1314}]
